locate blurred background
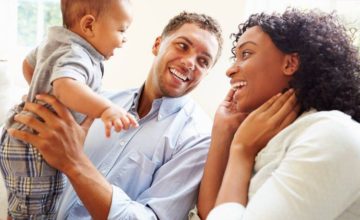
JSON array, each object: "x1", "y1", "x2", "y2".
[{"x1": 0, "y1": 0, "x2": 359, "y2": 123}]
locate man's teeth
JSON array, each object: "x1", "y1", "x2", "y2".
[
  {"x1": 232, "y1": 81, "x2": 247, "y2": 90},
  {"x1": 170, "y1": 68, "x2": 188, "y2": 81}
]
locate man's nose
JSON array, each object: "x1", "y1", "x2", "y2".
[{"x1": 181, "y1": 56, "x2": 196, "y2": 71}]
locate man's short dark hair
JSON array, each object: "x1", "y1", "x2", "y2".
[{"x1": 162, "y1": 11, "x2": 223, "y2": 64}]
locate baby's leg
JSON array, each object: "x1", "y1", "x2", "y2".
[{"x1": 0, "y1": 128, "x2": 65, "y2": 219}]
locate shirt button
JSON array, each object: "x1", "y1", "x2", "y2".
[
  {"x1": 119, "y1": 140, "x2": 126, "y2": 146},
  {"x1": 100, "y1": 169, "x2": 106, "y2": 175}
]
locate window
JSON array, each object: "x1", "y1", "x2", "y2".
[
  {"x1": 0, "y1": 0, "x2": 61, "y2": 89},
  {"x1": 17, "y1": 0, "x2": 61, "y2": 47}
]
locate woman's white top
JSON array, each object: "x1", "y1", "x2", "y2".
[{"x1": 206, "y1": 110, "x2": 360, "y2": 220}]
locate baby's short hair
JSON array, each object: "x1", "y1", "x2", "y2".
[{"x1": 61, "y1": 0, "x2": 115, "y2": 28}]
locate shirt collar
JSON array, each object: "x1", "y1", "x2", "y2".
[
  {"x1": 48, "y1": 26, "x2": 105, "y2": 63},
  {"x1": 130, "y1": 85, "x2": 191, "y2": 120}
]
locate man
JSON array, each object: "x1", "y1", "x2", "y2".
[{"x1": 8, "y1": 12, "x2": 223, "y2": 219}]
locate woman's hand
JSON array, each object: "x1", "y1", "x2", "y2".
[
  {"x1": 214, "y1": 89, "x2": 299, "y2": 208},
  {"x1": 198, "y1": 89, "x2": 248, "y2": 219},
  {"x1": 213, "y1": 89, "x2": 248, "y2": 135},
  {"x1": 231, "y1": 89, "x2": 299, "y2": 159},
  {"x1": 8, "y1": 94, "x2": 94, "y2": 174}
]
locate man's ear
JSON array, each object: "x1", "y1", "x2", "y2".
[
  {"x1": 152, "y1": 36, "x2": 162, "y2": 56},
  {"x1": 80, "y1": 15, "x2": 96, "y2": 37},
  {"x1": 283, "y1": 53, "x2": 300, "y2": 76}
]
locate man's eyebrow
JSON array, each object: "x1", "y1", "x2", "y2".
[{"x1": 178, "y1": 36, "x2": 214, "y2": 62}]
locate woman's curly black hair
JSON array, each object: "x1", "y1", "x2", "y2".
[{"x1": 232, "y1": 8, "x2": 360, "y2": 122}]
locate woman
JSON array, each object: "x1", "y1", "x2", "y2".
[{"x1": 194, "y1": 8, "x2": 360, "y2": 220}]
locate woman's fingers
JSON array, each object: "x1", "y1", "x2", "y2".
[
  {"x1": 271, "y1": 92, "x2": 297, "y2": 125},
  {"x1": 254, "y1": 92, "x2": 282, "y2": 113},
  {"x1": 265, "y1": 89, "x2": 295, "y2": 116},
  {"x1": 263, "y1": 91, "x2": 299, "y2": 133},
  {"x1": 224, "y1": 89, "x2": 236, "y2": 102},
  {"x1": 279, "y1": 103, "x2": 300, "y2": 130}
]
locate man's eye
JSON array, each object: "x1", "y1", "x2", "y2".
[
  {"x1": 199, "y1": 58, "x2": 209, "y2": 68},
  {"x1": 178, "y1": 43, "x2": 188, "y2": 50}
]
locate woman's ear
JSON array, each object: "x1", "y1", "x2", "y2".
[
  {"x1": 80, "y1": 15, "x2": 96, "y2": 37},
  {"x1": 152, "y1": 36, "x2": 162, "y2": 56},
  {"x1": 283, "y1": 53, "x2": 300, "y2": 76}
]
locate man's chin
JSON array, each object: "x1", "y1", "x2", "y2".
[
  {"x1": 160, "y1": 87, "x2": 187, "y2": 98},
  {"x1": 164, "y1": 92, "x2": 184, "y2": 98}
]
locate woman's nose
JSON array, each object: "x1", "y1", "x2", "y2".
[{"x1": 226, "y1": 64, "x2": 240, "y2": 78}]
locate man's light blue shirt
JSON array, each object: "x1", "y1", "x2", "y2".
[{"x1": 57, "y1": 87, "x2": 212, "y2": 220}]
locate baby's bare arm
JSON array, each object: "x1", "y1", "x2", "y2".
[
  {"x1": 52, "y1": 78, "x2": 111, "y2": 118},
  {"x1": 23, "y1": 59, "x2": 34, "y2": 85}
]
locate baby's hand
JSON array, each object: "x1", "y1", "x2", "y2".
[{"x1": 101, "y1": 105, "x2": 138, "y2": 137}]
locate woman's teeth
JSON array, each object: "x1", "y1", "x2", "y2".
[{"x1": 232, "y1": 81, "x2": 247, "y2": 91}]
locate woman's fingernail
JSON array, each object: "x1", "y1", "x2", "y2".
[{"x1": 281, "y1": 88, "x2": 289, "y2": 94}]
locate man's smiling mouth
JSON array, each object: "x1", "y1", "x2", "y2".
[{"x1": 170, "y1": 68, "x2": 189, "y2": 82}]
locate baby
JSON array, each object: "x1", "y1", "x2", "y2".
[{"x1": 0, "y1": 0, "x2": 135, "y2": 218}]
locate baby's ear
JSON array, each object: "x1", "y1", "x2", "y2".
[
  {"x1": 152, "y1": 36, "x2": 162, "y2": 56},
  {"x1": 80, "y1": 15, "x2": 96, "y2": 37},
  {"x1": 283, "y1": 53, "x2": 300, "y2": 76}
]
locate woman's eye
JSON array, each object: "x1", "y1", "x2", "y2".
[{"x1": 242, "y1": 51, "x2": 251, "y2": 59}]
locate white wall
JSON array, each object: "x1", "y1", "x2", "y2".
[
  {"x1": 102, "y1": 0, "x2": 248, "y2": 118},
  {"x1": 101, "y1": 0, "x2": 360, "y2": 118},
  {"x1": 1, "y1": 0, "x2": 358, "y2": 119}
]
